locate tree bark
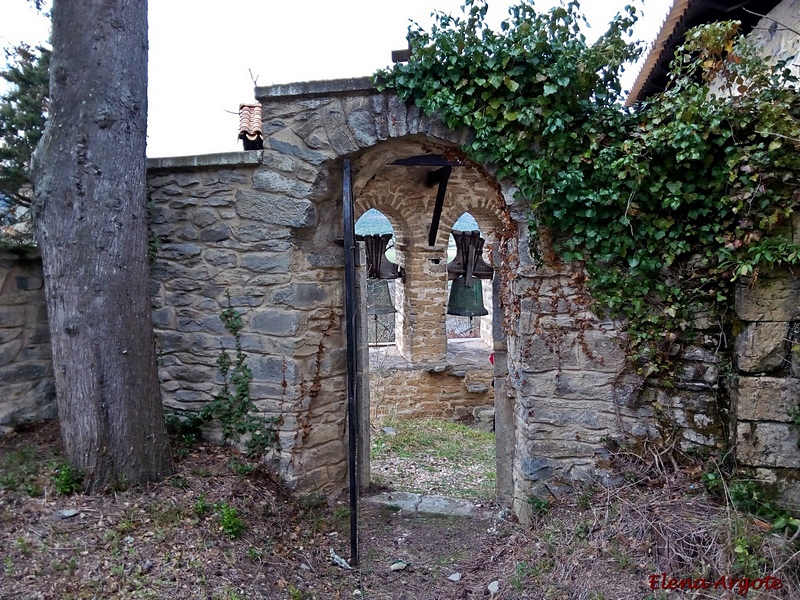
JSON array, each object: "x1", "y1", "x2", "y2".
[{"x1": 32, "y1": 0, "x2": 173, "y2": 491}]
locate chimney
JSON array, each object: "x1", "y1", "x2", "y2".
[{"x1": 238, "y1": 103, "x2": 263, "y2": 150}]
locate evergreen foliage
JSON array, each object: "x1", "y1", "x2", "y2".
[{"x1": 0, "y1": 43, "x2": 50, "y2": 224}]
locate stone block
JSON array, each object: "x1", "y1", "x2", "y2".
[
  {"x1": 735, "y1": 376, "x2": 800, "y2": 422},
  {"x1": 272, "y1": 283, "x2": 334, "y2": 309},
  {"x1": 250, "y1": 356, "x2": 296, "y2": 385},
  {"x1": 253, "y1": 170, "x2": 313, "y2": 199},
  {"x1": 235, "y1": 224, "x2": 290, "y2": 243},
  {"x1": 177, "y1": 315, "x2": 228, "y2": 334},
  {"x1": 14, "y1": 275, "x2": 43, "y2": 291},
  {"x1": 201, "y1": 196, "x2": 233, "y2": 207},
  {"x1": 159, "y1": 243, "x2": 202, "y2": 260},
  {"x1": 203, "y1": 249, "x2": 238, "y2": 268},
  {"x1": 0, "y1": 339, "x2": 22, "y2": 365},
  {"x1": 199, "y1": 224, "x2": 231, "y2": 243},
  {"x1": 251, "y1": 310, "x2": 300, "y2": 336},
  {"x1": 346, "y1": 109, "x2": 378, "y2": 147},
  {"x1": 235, "y1": 189, "x2": 316, "y2": 228},
  {"x1": 0, "y1": 304, "x2": 26, "y2": 328},
  {"x1": 736, "y1": 422, "x2": 800, "y2": 468},
  {"x1": 0, "y1": 362, "x2": 48, "y2": 384},
  {"x1": 735, "y1": 322, "x2": 788, "y2": 373},
  {"x1": 736, "y1": 275, "x2": 800, "y2": 321},
  {"x1": 268, "y1": 138, "x2": 327, "y2": 166},
  {"x1": 191, "y1": 208, "x2": 219, "y2": 228},
  {"x1": 240, "y1": 252, "x2": 291, "y2": 274}
]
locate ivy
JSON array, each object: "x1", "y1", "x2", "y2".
[
  {"x1": 167, "y1": 294, "x2": 281, "y2": 459},
  {"x1": 202, "y1": 296, "x2": 281, "y2": 458},
  {"x1": 376, "y1": 0, "x2": 800, "y2": 372}
]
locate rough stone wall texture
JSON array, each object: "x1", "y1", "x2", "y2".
[
  {"x1": 0, "y1": 251, "x2": 55, "y2": 428},
  {"x1": 502, "y1": 240, "x2": 730, "y2": 519},
  {"x1": 369, "y1": 341, "x2": 494, "y2": 421},
  {"x1": 4, "y1": 77, "x2": 788, "y2": 519},
  {"x1": 734, "y1": 264, "x2": 800, "y2": 510}
]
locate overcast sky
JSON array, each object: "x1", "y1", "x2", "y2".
[{"x1": 2, "y1": 0, "x2": 671, "y2": 158}]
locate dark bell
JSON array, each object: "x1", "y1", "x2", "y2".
[
  {"x1": 447, "y1": 275, "x2": 488, "y2": 317},
  {"x1": 366, "y1": 279, "x2": 396, "y2": 315}
]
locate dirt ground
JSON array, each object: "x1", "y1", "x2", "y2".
[{"x1": 1, "y1": 422, "x2": 799, "y2": 600}]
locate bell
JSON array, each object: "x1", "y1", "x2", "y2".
[
  {"x1": 366, "y1": 278, "x2": 396, "y2": 315},
  {"x1": 447, "y1": 275, "x2": 488, "y2": 317}
]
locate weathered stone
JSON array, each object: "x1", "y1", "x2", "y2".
[
  {"x1": 168, "y1": 197, "x2": 197, "y2": 209},
  {"x1": 159, "y1": 243, "x2": 202, "y2": 259},
  {"x1": 199, "y1": 224, "x2": 231, "y2": 243},
  {"x1": 268, "y1": 139, "x2": 326, "y2": 166},
  {"x1": 736, "y1": 275, "x2": 800, "y2": 321},
  {"x1": 250, "y1": 356, "x2": 297, "y2": 384},
  {"x1": 307, "y1": 251, "x2": 344, "y2": 268},
  {"x1": 152, "y1": 307, "x2": 174, "y2": 328},
  {"x1": 737, "y1": 422, "x2": 800, "y2": 468},
  {"x1": 253, "y1": 170, "x2": 313, "y2": 199},
  {"x1": 14, "y1": 276, "x2": 43, "y2": 291},
  {"x1": 203, "y1": 249, "x2": 238, "y2": 268},
  {"x1": 735, "y1": 376, "x2": 800, "y2": 422},
  {"x1": 191, "y1": 208, "x2": 219, "y2": 228},
  {"x1": 519, "y1": 456, "x2": 558, "y2": 482},
  {"x1": 177, "y1": 315, "x2": 227, "y2": 334},
  {"x1": 0, "y1": 305, "x2": 26, "y2": 327},
  {"x1": 0, "y1": 363, "x2": 48, "y2": 384},
  {"x1": 201, "y1": 196, "x2": 233, "y2": 207},
  {"x1": 272, "y1": 283, "x2": 333, "y2": 309},
  {"x1": 240, "y1": 252, "x2": 291, "y2": 274},
  {"x1": 176, "y1": 224, "x2": 200, "y2": 241},
  {"x1": 235, "y1": 189, "x2": 316, "y2": 228},
  {"x1": 347, "y1": 109, "x2": 378, "y2": 147},
  {"x1": 735, "y1": 322, "x2": 789, "y2": 373},
  {"x1": 24, "y1": 325, "x2": 50, "y2": 345},
  {"x1": 0, "y1": 339, "x2": 22, "y2": 366},
  {"x1": 251, "y1": 310, "x2": 300, "y2": 336}
]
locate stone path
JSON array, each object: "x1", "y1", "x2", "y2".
[{"x1": 363, "y1": 491, "x2": 490, "y2": 518}]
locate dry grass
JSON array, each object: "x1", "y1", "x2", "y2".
[
  {"x1": 370, "y1": 417, "x2": 496, "y2": 499},
  {"x1": 2, "y1": 421, "x2": 800, "y2": 599}
]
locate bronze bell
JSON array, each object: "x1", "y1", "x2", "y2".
[
  {"x1": 447, "y1": 275, "x2": 488, "y2": 317},
  {"x1": 366, "y1": 279, "x2": 396, "y2": 315}
]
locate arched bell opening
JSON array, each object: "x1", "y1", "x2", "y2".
[
  {"x1": 347, "y1": 137, "x2": 510, "y2": 503},
  {"x1": 355, "y1": 209, "x2": 401, "y2": 347},
  {"x1": 445, "y1": 212, "x2": 494, "y2": 347}
]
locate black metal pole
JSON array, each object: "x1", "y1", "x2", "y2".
[{"x1": 342, "y1": 159, "x2": 360, "y2": 566}]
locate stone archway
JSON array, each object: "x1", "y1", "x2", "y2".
[{"x1": 249, "y1": 79, "x2": 519, "y2": 503}]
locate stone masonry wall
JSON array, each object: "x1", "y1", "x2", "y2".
[
  {"x1": 504, "y1": 210, "x2": 730, "y2": 521},
  {"x1": 733, "y1": 215, "x2": 800, "y2": 510},
  {"x1": 1, "y1": 78, "x2": 781, "y2": 520},
  {"x1": 369, "y1": 341, "x2": 494, "y2": 422},
  {"x1": 0, "y1": 251, "x2": 55, "y2": 429}
]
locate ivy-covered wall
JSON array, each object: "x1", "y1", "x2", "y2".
[{"x1": 1, "y1": 74, "x2": 797, "y2": 520}]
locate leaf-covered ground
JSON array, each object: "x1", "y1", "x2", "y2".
[{"x1": 2, "y1": 421, "x2": 799, "y2": 599}]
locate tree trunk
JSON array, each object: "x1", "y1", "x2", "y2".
[{"x1": 32, "y1": 0, "x2": 173, "y2": 491}]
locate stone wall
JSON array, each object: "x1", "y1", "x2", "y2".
[
  {"x1": 733, "y1": 217, "x2": 800, "y2": 510},
  {"x1": 504, "y1": 214, "x2": 730, "y2": 519},
  {"x1": 369, "y1": 340, "x2": 494, "y2": 422},
  {"x1": 2, "y1": 76, "x2": 795, "y2": 522},
  {"x1": 0, "y1": 251, "x2": 55, "y2": 429}
]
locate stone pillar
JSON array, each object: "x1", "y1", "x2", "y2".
[
  {"x1": 394, "y1": 243, "x2": 448, "y2": 362},
  {"x1": 491, "y1": 249, "x2": 514, "y2": 505},
  {"x1": 734, "y1": 265, "x2": 800, "y2": 511}
]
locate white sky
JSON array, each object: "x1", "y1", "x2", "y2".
[{"x1": 1, "y1": 0, "x2": 671, "y2": 158}]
